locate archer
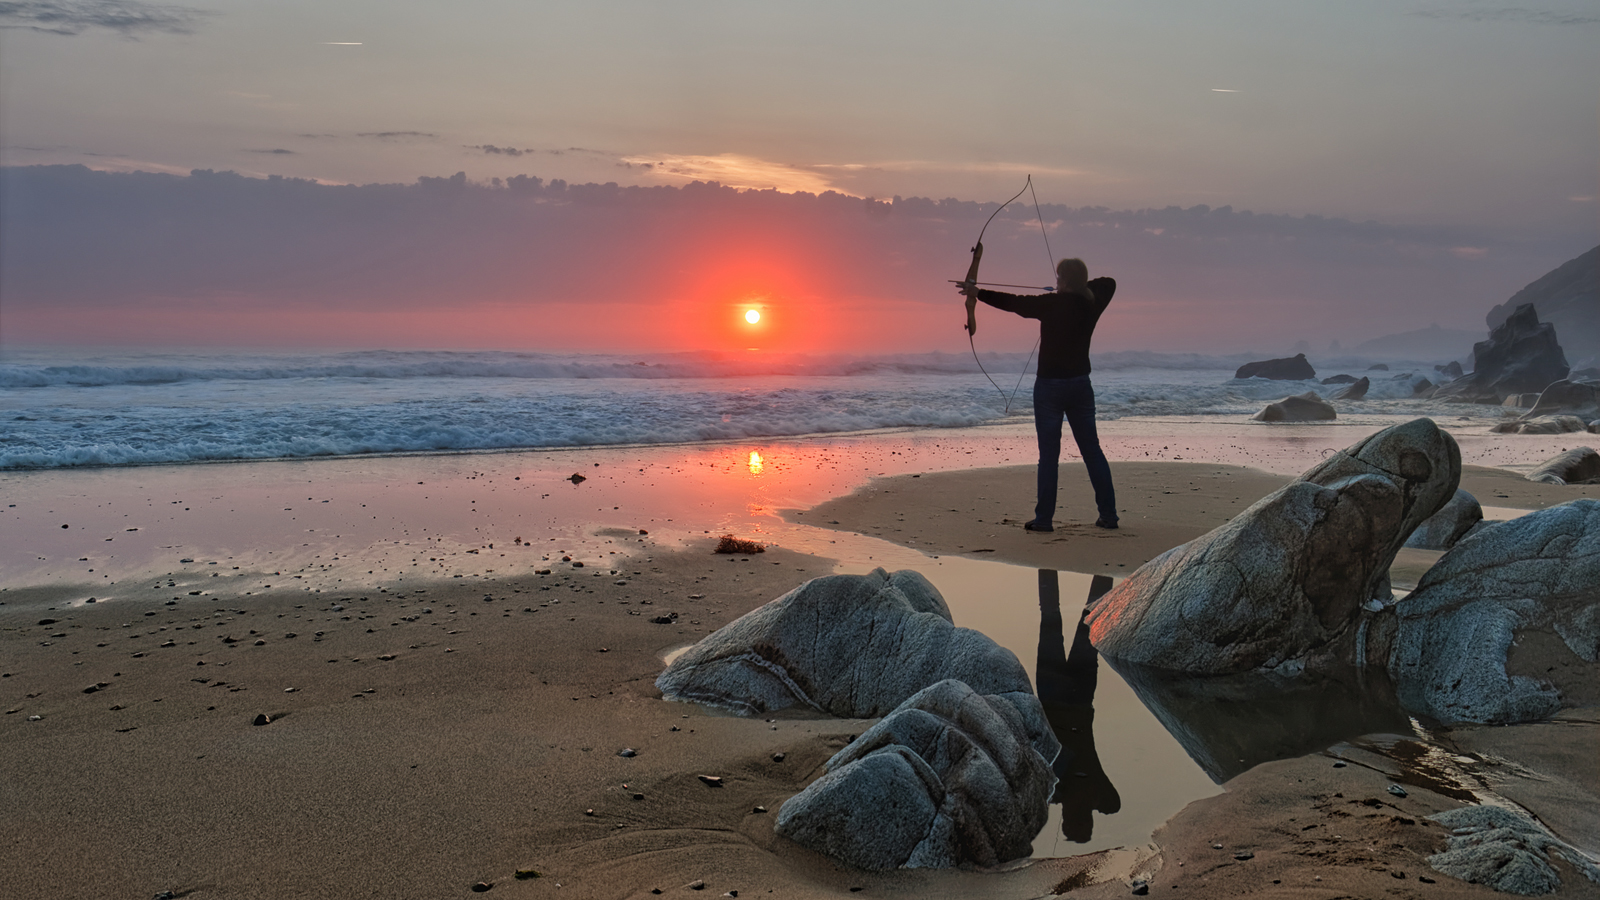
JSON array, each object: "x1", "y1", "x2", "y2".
[{"x1": 958, "y1": 245, "x2": 1119, "y2": 532}]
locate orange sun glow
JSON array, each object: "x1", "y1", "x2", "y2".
[{"x1": 744, "y1": 309, "x2": 761, "y2": 324}]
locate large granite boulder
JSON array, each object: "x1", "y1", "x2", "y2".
[
  {"x1": 1527, "y1": 447, "x2": 1600, "y2": 485},
  {"x1": 1331, "y1": 377, "x2": 1369, "y2": 401},
  {"x1": 1435, "y1": 303, "x2": 1569, "y2": 404},
  {"x1": 1376, "y1": 500, "x2": 1600, "y2": 724},
  {"x1": 1403, "y1": 488, "x2": 1484, "y2": 551},
  {"x1": 774, "y1": 680, "x2": 1058, "y2": 870},
  {"x1": 1252, "y1": 392, "x2": 1336, "y2": 422},
  {"x1": 656, "y1": 568, "x2": 1041, "y2": 723},
  {"x1": 1235, "y1": 353, "x2": 1315, "y2": 381},
  {"x1": 1087, "y1": 419, "x2": 1460, "y2": 674}
]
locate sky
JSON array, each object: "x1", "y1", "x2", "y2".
[{"x1": 1, "y1": 0, "x2": 1596, "y2": 354}]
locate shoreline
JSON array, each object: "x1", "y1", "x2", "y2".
[{"x1": 4, "y1": 419, "x2": 1600, "y2": 897}]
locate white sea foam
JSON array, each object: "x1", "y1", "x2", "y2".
[{"x1": 0, "y1": 348, "x2": 1478, "y2": 469}]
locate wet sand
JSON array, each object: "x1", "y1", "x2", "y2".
[{"x1": 4, "y1": 419, "x2": 1599, "y2": 898}]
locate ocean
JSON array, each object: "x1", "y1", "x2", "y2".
[{"x1": 0, "y1": 347, "x2": 1479, "y2": 470}]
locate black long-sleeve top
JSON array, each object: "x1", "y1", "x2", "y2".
[{"x1": 975, "y1": 277, "x2": 1116, "y2": 379}]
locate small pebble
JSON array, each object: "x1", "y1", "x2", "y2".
[
  {"x1": 632, "y1": 792, "x2": 645, "y2": 801},
  {"x1": 1233, "y1": 850, "x2": 1254, "y2": 860},
  {"x1": 514, "y1": 869, "x2": 541, "y2": 880},
  {"x1": 1211, "y1": 843, "x2": 1223, "y2": 850},
  {"x1": 698, "y1": 775, "x2": 723, "y2": 787},
  {"x1": 1388, "y1": 784, "x2": 1408, "y2": 797},
  {"x1": 618, "y1": 748, "x2": 637, "y2": 758},
  {"x1": 28, "y1": 715, "x2": 43, "y2": 721},
  {"x1": 1130, "y1": 879, "x2": 1149, "y2": 896},
  {"x1": 1391, "y1": 870, "x2": 1407, "y2": 879},
  {"x1": 252, "y1": 713, "x2": 271, "y2": 726},
  {"x1": 584, "y1": 808, "x2": 595, "y2": 816},
  {"x1": 1332, "y1": 760, "x2": 1347, "y2": 768},
  {"x1": 753, "y1": 805, "x2": 767, "y2": 813},
  {"x1": 1419, "y1": 875, "x2": 1436, "y2": 884},
  {"x1": 470, "y1": 882, "x2": 493, "y2": 892},
  {"x1": 688, "y1": 880, "x2": 706, "y2": 890},
  {"x1": 772, "y1": 752, "x2": 785, "y2": 762}
]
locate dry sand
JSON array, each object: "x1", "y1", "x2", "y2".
[{"x1": 5, "y1": 436, "x2": 1600, "y2": 898}]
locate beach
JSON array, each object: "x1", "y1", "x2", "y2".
[{"x1": 4, "y1": 417, "x2": 1599, "y2": 898}]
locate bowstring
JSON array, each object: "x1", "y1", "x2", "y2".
[
  {"x1": 1003, "y1": 178, "x2": 1056, "y2": 412},
  {"x1": 966, "y1": 176, "x2": 1034, "y2": 410}
]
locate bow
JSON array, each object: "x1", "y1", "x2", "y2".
[{"x1": 956, "y1": 175, "x2": 1057, "y2": 409}]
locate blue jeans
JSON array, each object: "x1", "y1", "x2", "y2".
[{"x1": 1033, "y1": 376, "x2": 1116, "y2": 525}]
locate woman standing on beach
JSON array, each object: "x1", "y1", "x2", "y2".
[{"x1": 960, "y1": 253, "x2": 1118, "y2": 531}]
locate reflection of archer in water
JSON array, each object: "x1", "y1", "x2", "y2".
[{"x1": 1036, "y1": 570, "x2": 1121, "y2": 843}]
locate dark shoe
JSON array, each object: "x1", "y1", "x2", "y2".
[
  {"x1": 1024, "y1": 520, "x2": 1054, "y2": 533},
  {"x1": 1094, "y1": 518, "x2": 1118, "y2": 530}
]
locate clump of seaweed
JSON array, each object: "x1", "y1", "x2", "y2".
[{"x1": 714, "y1": 535, "x2": 766, "y2": 554}]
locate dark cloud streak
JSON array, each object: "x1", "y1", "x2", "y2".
[
  {"x1": 0, "y1": 0, "x2": 209, "y2": 36},
  {"x1": 1411, "y1": 6, "x2": 1600, "y2": 25}
]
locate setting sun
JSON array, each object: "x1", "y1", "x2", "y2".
[{"x1": 744, "y1": 309, "x2": 761, "y2": 324}]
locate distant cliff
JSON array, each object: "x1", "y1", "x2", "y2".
[{"x1": 1486, "y1": 245, "x2": 1599, "y2": 368}]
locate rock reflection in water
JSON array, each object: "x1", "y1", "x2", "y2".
[
  {"x1": 1104, "y1": 656, "x2": 1416, "y2": 783},
  {"x1": 1035, "y1": 570, "x2": 1121, "y2": 843}
]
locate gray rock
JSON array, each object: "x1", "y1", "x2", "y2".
[
  {"x1": 1435, "y1": 303, "x2": 1570, "y2": 404},
  {"x1": 774, "y1": 680, "x2": 1057, "y2": 870},
  {"x1": 1524, "y1": 379, "x2": 1599, "y2": 418},
  {"x1": 1321, "y1": 374, "x2": 1359, "y2": 385},
  {"x1": 1252, "y1": 392, "x2": 1336, "y2": 422},
  {"x1": 1332, "y1": 377, "x2": 1369, "y2": 401},
  {"x1": 1235, "y1": 353, "x2": 1316, "y2": 381},
  {"x1": 656, "y1": 569, "x2": 1043, "y2": 726},
  {"x1": 1427, "y1": 805, "x2": 1600, "y2": 895},
  {"x1": 1436, "y1": 360, "x2": 1464, "y2": 380},
  {"x1": 1593, "y1": 420, "x2": 1600, "y2": 434},
  {"x1": 1383, "y1": 500, "x2": 1600, "y2": 723},
  {"x1": 1412, "y1": 377, "x2": 1436, "y2": 397},
  {"x1": 1088, "y1": 419, "x2": 1459, "y2": 675},
  {"x1": 1526, "y1": 447, "x2": 1600, "y2": 485},
  {"x1": 1503, "y1": 393, "x2": 1541, "y2": 408},
  {"x1": 1494, "y1": 415, "x2": 1590, "y2": 435},
  {"x1": 1403, "y1": 489, "x2": 1484, "y2": 550}
]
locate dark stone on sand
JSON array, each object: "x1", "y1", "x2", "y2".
[
  {"x1": 1131, "y1": 881, "x2": 1150, "y2": 896},
  {"x1": 37, "y1": 618, "x2": 55, "y2": 625},
  {"x1": 1235, "y1": 353, "x2": 1315, "y2": 381},
  {"x1": 252, "y1": 713, "x2": 271, "y2": 726},
  {"x1": 1493, "y1": 415, "x2": 1590, "y2": 435},
  {"x1": 568, "y1": 473, "x2": 586, "y2": 484},
  {"x1": 471, "y1": 882, "x2": 493, "y2": 893},
  {"x1": 1251, "y1": 392, "x2": 1336, "y2": 422},
  {"x1": 1527, "y1": 447, "x2": 1600, "y2": 485},
  {"x1": 1234, "y1": 850, "x2": 1255, "y2": 860},
  {"x1": 698, "y1": 775, "x2": 723, "y2": 787},
  {"x1": 772, "y1": 752, "x2": 785, "y2": 762},
  {"x1": 618, "y1": 748, "x2": 637, "y2": 757},
  {"x1": 1332, "y1": 377, "x2": 1369, "y2": 401},
  {"x1": 1388, "y1": 784, "x2": 1408, "y2": 797}
]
